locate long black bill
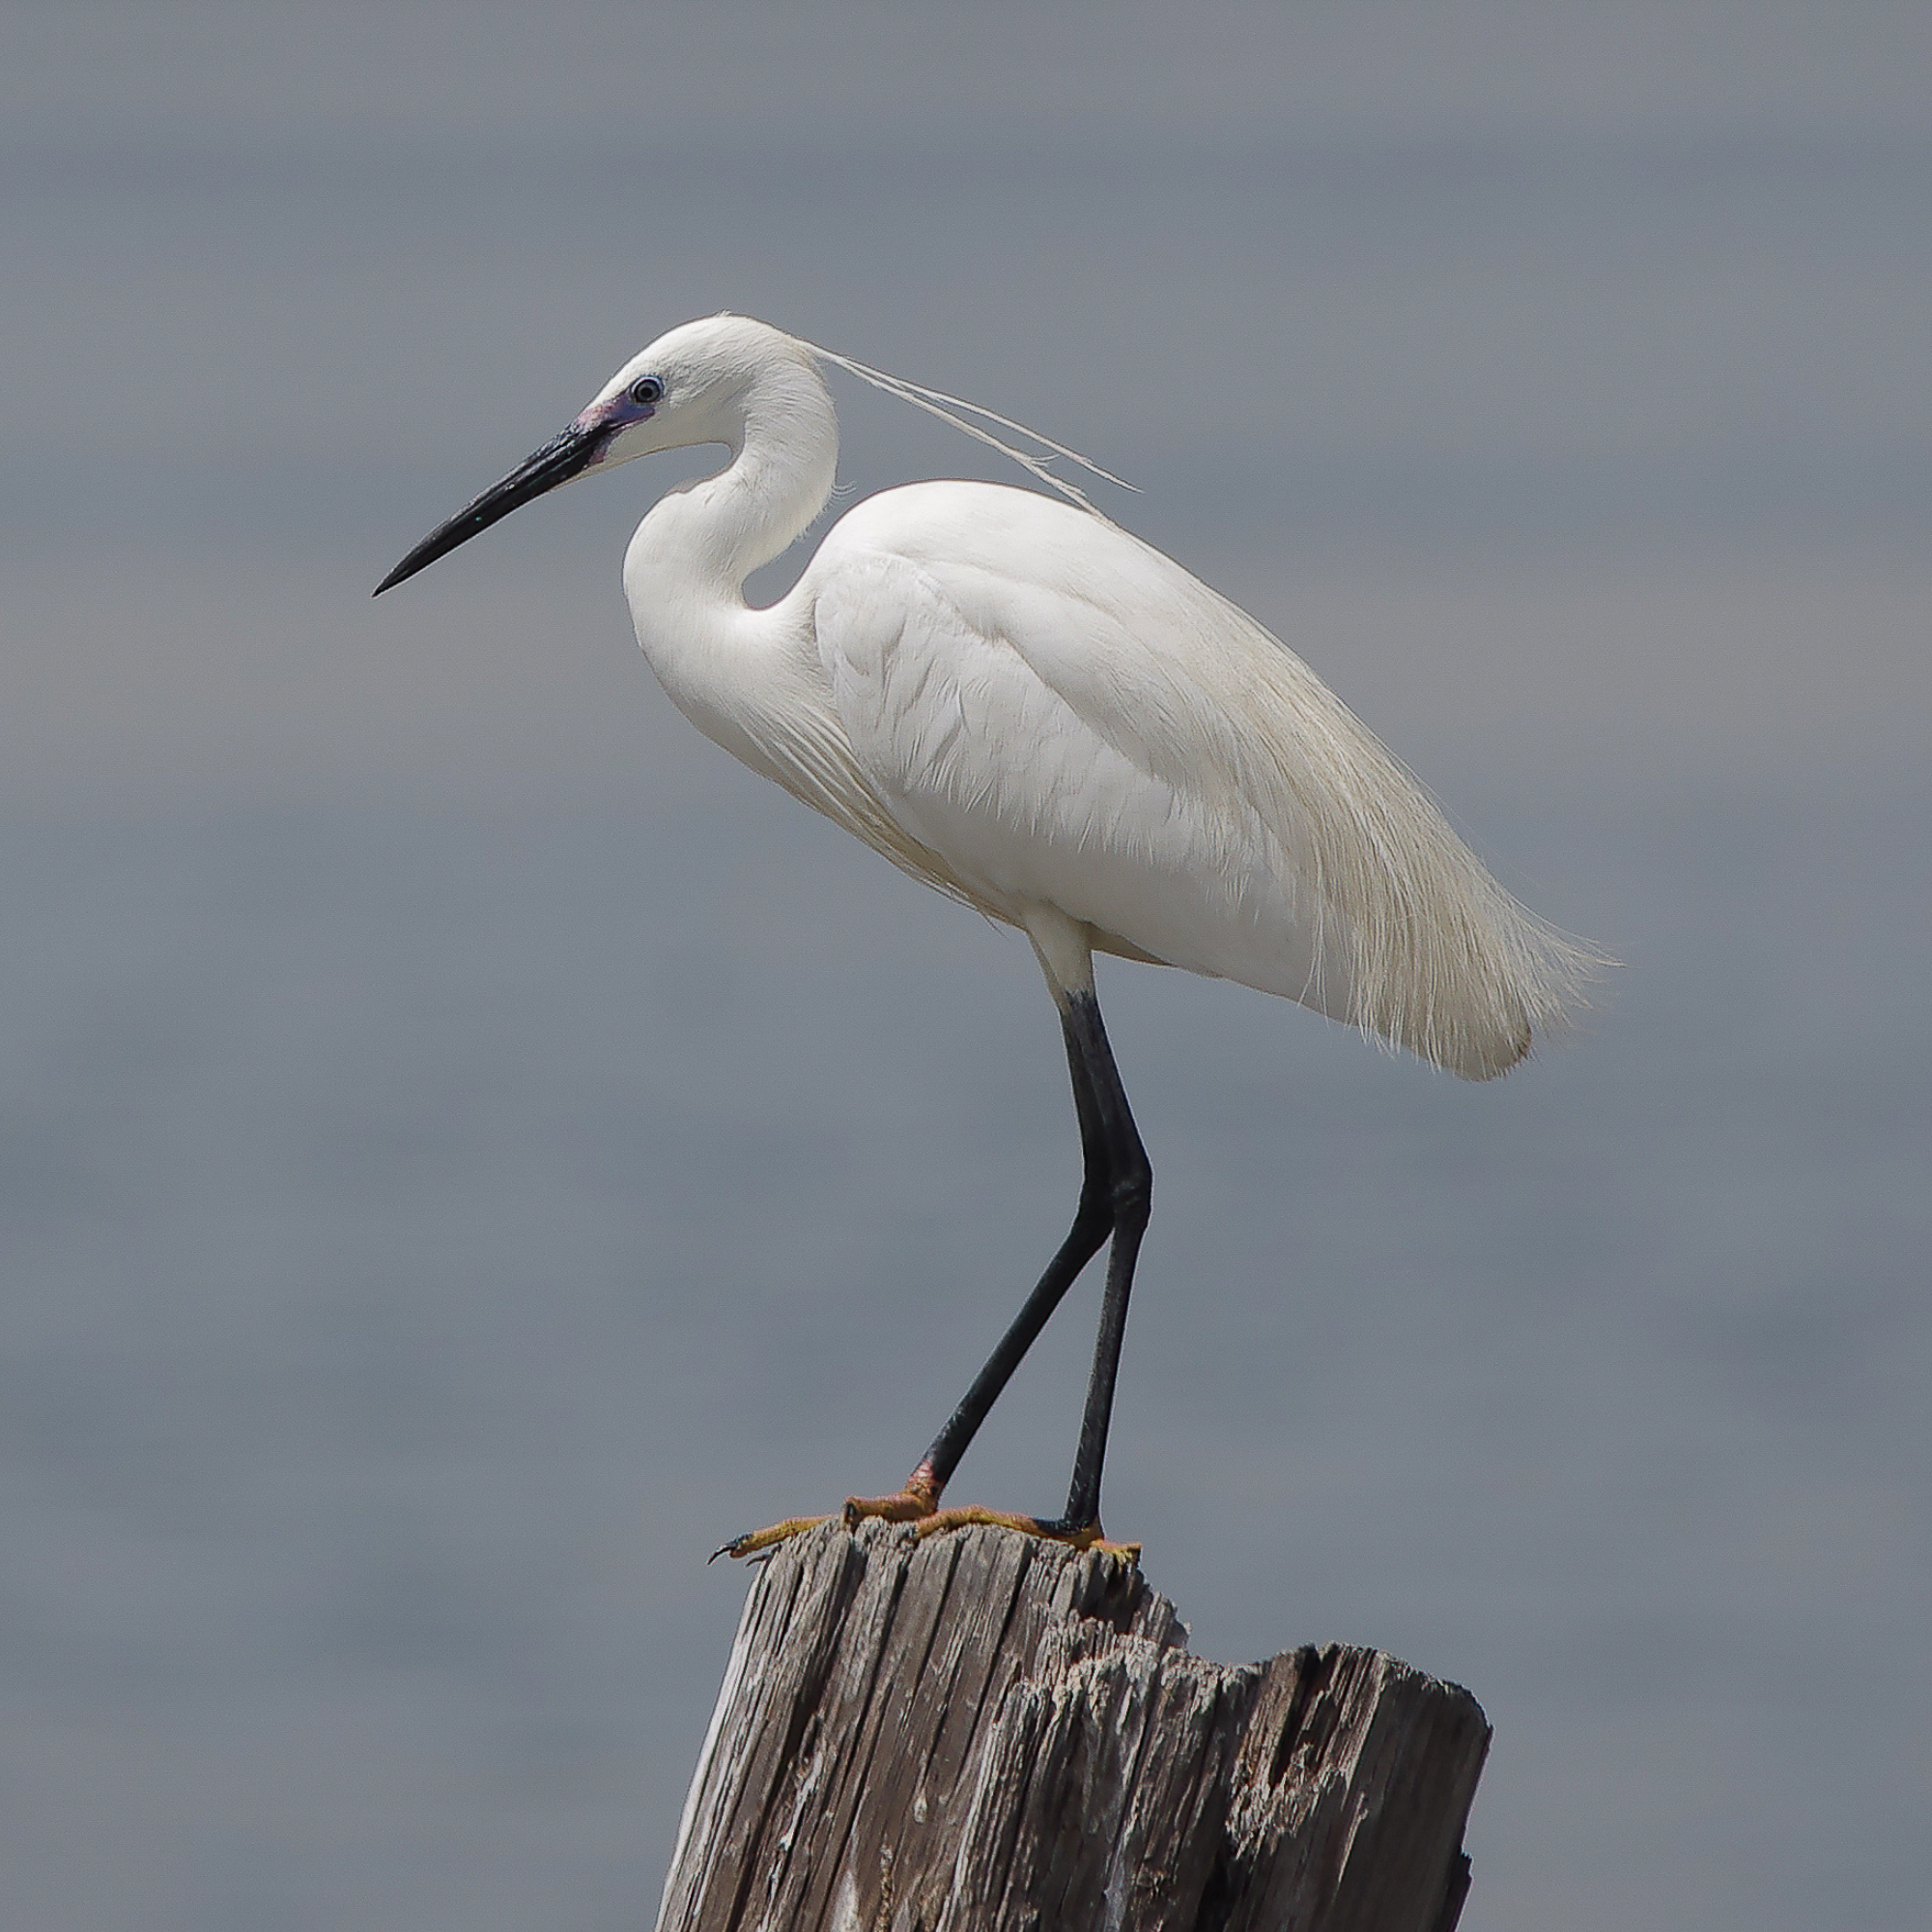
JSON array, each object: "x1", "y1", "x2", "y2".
[{"x1": 374, "y1": 420, "x2": 612, "y2": 596}]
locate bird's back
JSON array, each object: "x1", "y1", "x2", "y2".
[{"x1": 800, "y1": 479, "x2": 1595, "y2": 1079}]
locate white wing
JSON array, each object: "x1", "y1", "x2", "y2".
[{"x1": 808, "y1": 480, "x2": 1592, "y2": 1079}]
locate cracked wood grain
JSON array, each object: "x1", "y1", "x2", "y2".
[{"x1": 656, "y1": 1521, "x2": 1488, "y2": 1932}]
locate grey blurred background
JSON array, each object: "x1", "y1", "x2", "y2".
[{"x1": 3, "y1": 3, "x2": 1927, "y2": 1927}]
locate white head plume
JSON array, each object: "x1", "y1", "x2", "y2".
[{"x1": 796, "y1": 335, "x2": 1134, "y2": 523}]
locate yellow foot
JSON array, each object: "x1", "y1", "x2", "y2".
[
  {"x1": 838, "y1": 1466, "x2": 942, "y2": 1528},
  {"x1": 714, "y1": 1465, "x2": 945, "y2": 1561},
  {"x1": 913, "y1": 1505, "x2": 1141, "y2": 1563},
  {"x1": 714, "y1": 1463, "x2": 1138, "y2": 1567},
  {"x1": 711, "y1": 1513, "x2": 832, "y2": 1561}
]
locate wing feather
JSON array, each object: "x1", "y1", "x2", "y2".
[{"x1": 810, "y1": 482, "x2": 1600, "y2": 1078}]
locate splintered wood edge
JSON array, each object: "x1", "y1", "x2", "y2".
[{"x1": 657, "y1": 1520, "x2": 1489, "y2": 1932}]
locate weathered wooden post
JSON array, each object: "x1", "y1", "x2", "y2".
[{"x1": 657, "y1": 1520, "x2": 1489, "y2": 1931}]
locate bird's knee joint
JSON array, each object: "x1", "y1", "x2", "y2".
[{"x1": 1073, "y1": 1190, "x2": 1113, "y2": 1238}]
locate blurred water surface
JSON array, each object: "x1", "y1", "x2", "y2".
[
  {"x1": 5, "y1": 4, "x2": 1930, "y2": 1927},
  {"x1": 1, "y1": 773, "x2": 1925, "y2": 1932}
]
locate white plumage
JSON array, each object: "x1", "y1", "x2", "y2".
[
  {"x1": 611, "y1": 315, "x2": 1590, "y2": 1079},
  {"x1": 378, "y1": 311, "x2": 1600, "y2": 1549}
]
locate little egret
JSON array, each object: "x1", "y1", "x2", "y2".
[{"x1": 377, "y1": 313, "x2": 1597, "y2": 1558}]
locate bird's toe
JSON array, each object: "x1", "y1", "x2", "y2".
[
  {"x1": 839, "y1": 1466, "x2": 944, "y2": 1528},
  {"x1": 711, "y1": 1514, "x2": 833, "y2": 1562},
  {"x1": 912, "y1": 1504, "x2": 1139, "y2": 1563}
]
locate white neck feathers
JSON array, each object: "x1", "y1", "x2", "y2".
[{"x1": 632, "y1": 355, "x2": 839, "y2": 603}]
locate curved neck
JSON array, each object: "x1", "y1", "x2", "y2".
[{"x1": 629, "y1": 360, "x2": 839, "y2": 605}]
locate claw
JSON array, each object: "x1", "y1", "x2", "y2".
[{"x1": 711, "y1": 1514, "x2": 832, "y2": 1562}]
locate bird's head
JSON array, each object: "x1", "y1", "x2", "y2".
[{"x1": 374, "y1": 314, "x2": 825, "y2": 595}]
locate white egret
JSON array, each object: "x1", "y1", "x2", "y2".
[{"x1": 376, "y1": 313, "x2": 1598, "y2": 1557}]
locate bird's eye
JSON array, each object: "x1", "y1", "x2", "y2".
[{"x1": 628, "y1": 376, "x2": 664, "y2": 408}]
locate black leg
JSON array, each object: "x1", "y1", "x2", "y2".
[
  {"x1": 722, "y1": 980, "x2": 1151, "y2": 1561},
  {"x1": 904, "y1": 986, "x2": 1150, "y2": 1535},
  {"x1": 915, "y1": 1003, "x2": 1116, "y2": 1491},
  {"x1": 1048, "y1": 988, "x2": 1151, "y2": 1533}
]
